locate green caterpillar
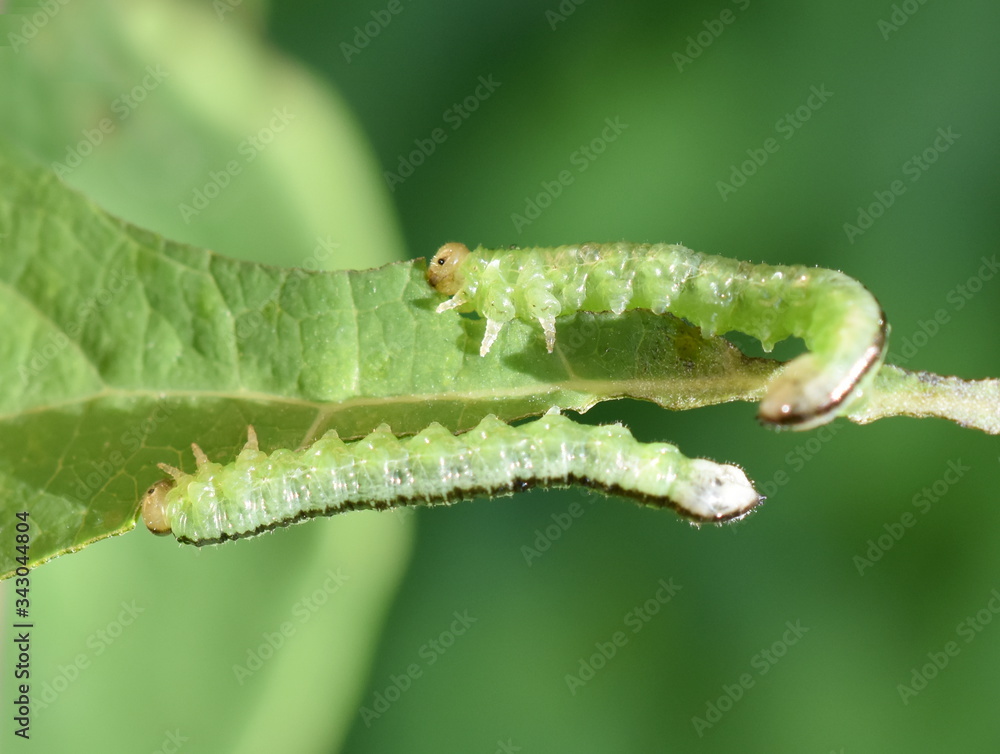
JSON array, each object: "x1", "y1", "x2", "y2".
[
  {"x1": 142, "y1": 411, "x2": 760, "y2": 546},
  {"x1": 428, "y1": 242, "x2": 888, "y2": 429}
]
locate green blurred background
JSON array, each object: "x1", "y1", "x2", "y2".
[{"x1": 2, "y1": 0, "x2": 999, "y2": 751}]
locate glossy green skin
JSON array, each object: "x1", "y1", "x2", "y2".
[
  {"x1": 144, "y1": 413, "x2": 760, "y2": 545},
  {"x1": 432, "y1": 243, "x2": 887, "y2": 428}
]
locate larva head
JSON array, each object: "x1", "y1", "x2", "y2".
[
  {"x1": 427, "y1": 242, "x2": 471, "y2": 295},
  {"x1": 141, "y1": 479, "x2": 176, "y2": 536}
]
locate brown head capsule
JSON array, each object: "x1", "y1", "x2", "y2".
[
  {"x1": 141, "y1": 478, "x2": 176, "y2": 536},
  {"x1": 427, "y1": 242, "x2": 471, "y2": 295}
]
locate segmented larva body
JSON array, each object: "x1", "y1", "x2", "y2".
[
  {"x1": 428, "y1": 242, "x2": 887, "y2": 429},
  {"x1": 142, "y1": 412, "x2": 760, "y2": 546}
]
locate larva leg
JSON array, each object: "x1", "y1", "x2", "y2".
[
  {"x1": 435, "y1": 293, "x2": 465, "y2": 314},
  {"x1": 426, "y1": 242, "x2": 887, "y2": 429},
  {"x1": 518, "y1": 264, "x2": 562, "y2": 353},
  {"x1": 157, "y1": 462, "x2": 184, "y2": 480},
  {"x1": 480, "y1": 318, "x2": 505, "y2": 357},
  {"x1": 191, "y1": 443, "x2": 210, "y2": 468},
  {"x1": 244, "y1": 425, "x2": 259, "y2": 452},
  {"x1": 142, "y1": 414, "x2": 762, "y2": 545},
  {"x1": 539, "y1": 317, "x2": 557, "y2": 352}
]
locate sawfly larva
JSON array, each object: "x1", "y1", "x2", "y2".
[
  {"x1": 142, "y1": 411, "x2": 760, "y2": 546},
  {"x1": 427, "y1": 242, "x2": 887, "y2": 429}
]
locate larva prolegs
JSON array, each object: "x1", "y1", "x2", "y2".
[
  {"x1": 427, "y1": 243, "x2": 888, "y2": 430},
  {"x1": 141, "y1": 413, "x2": 761, "y2": 546}
]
